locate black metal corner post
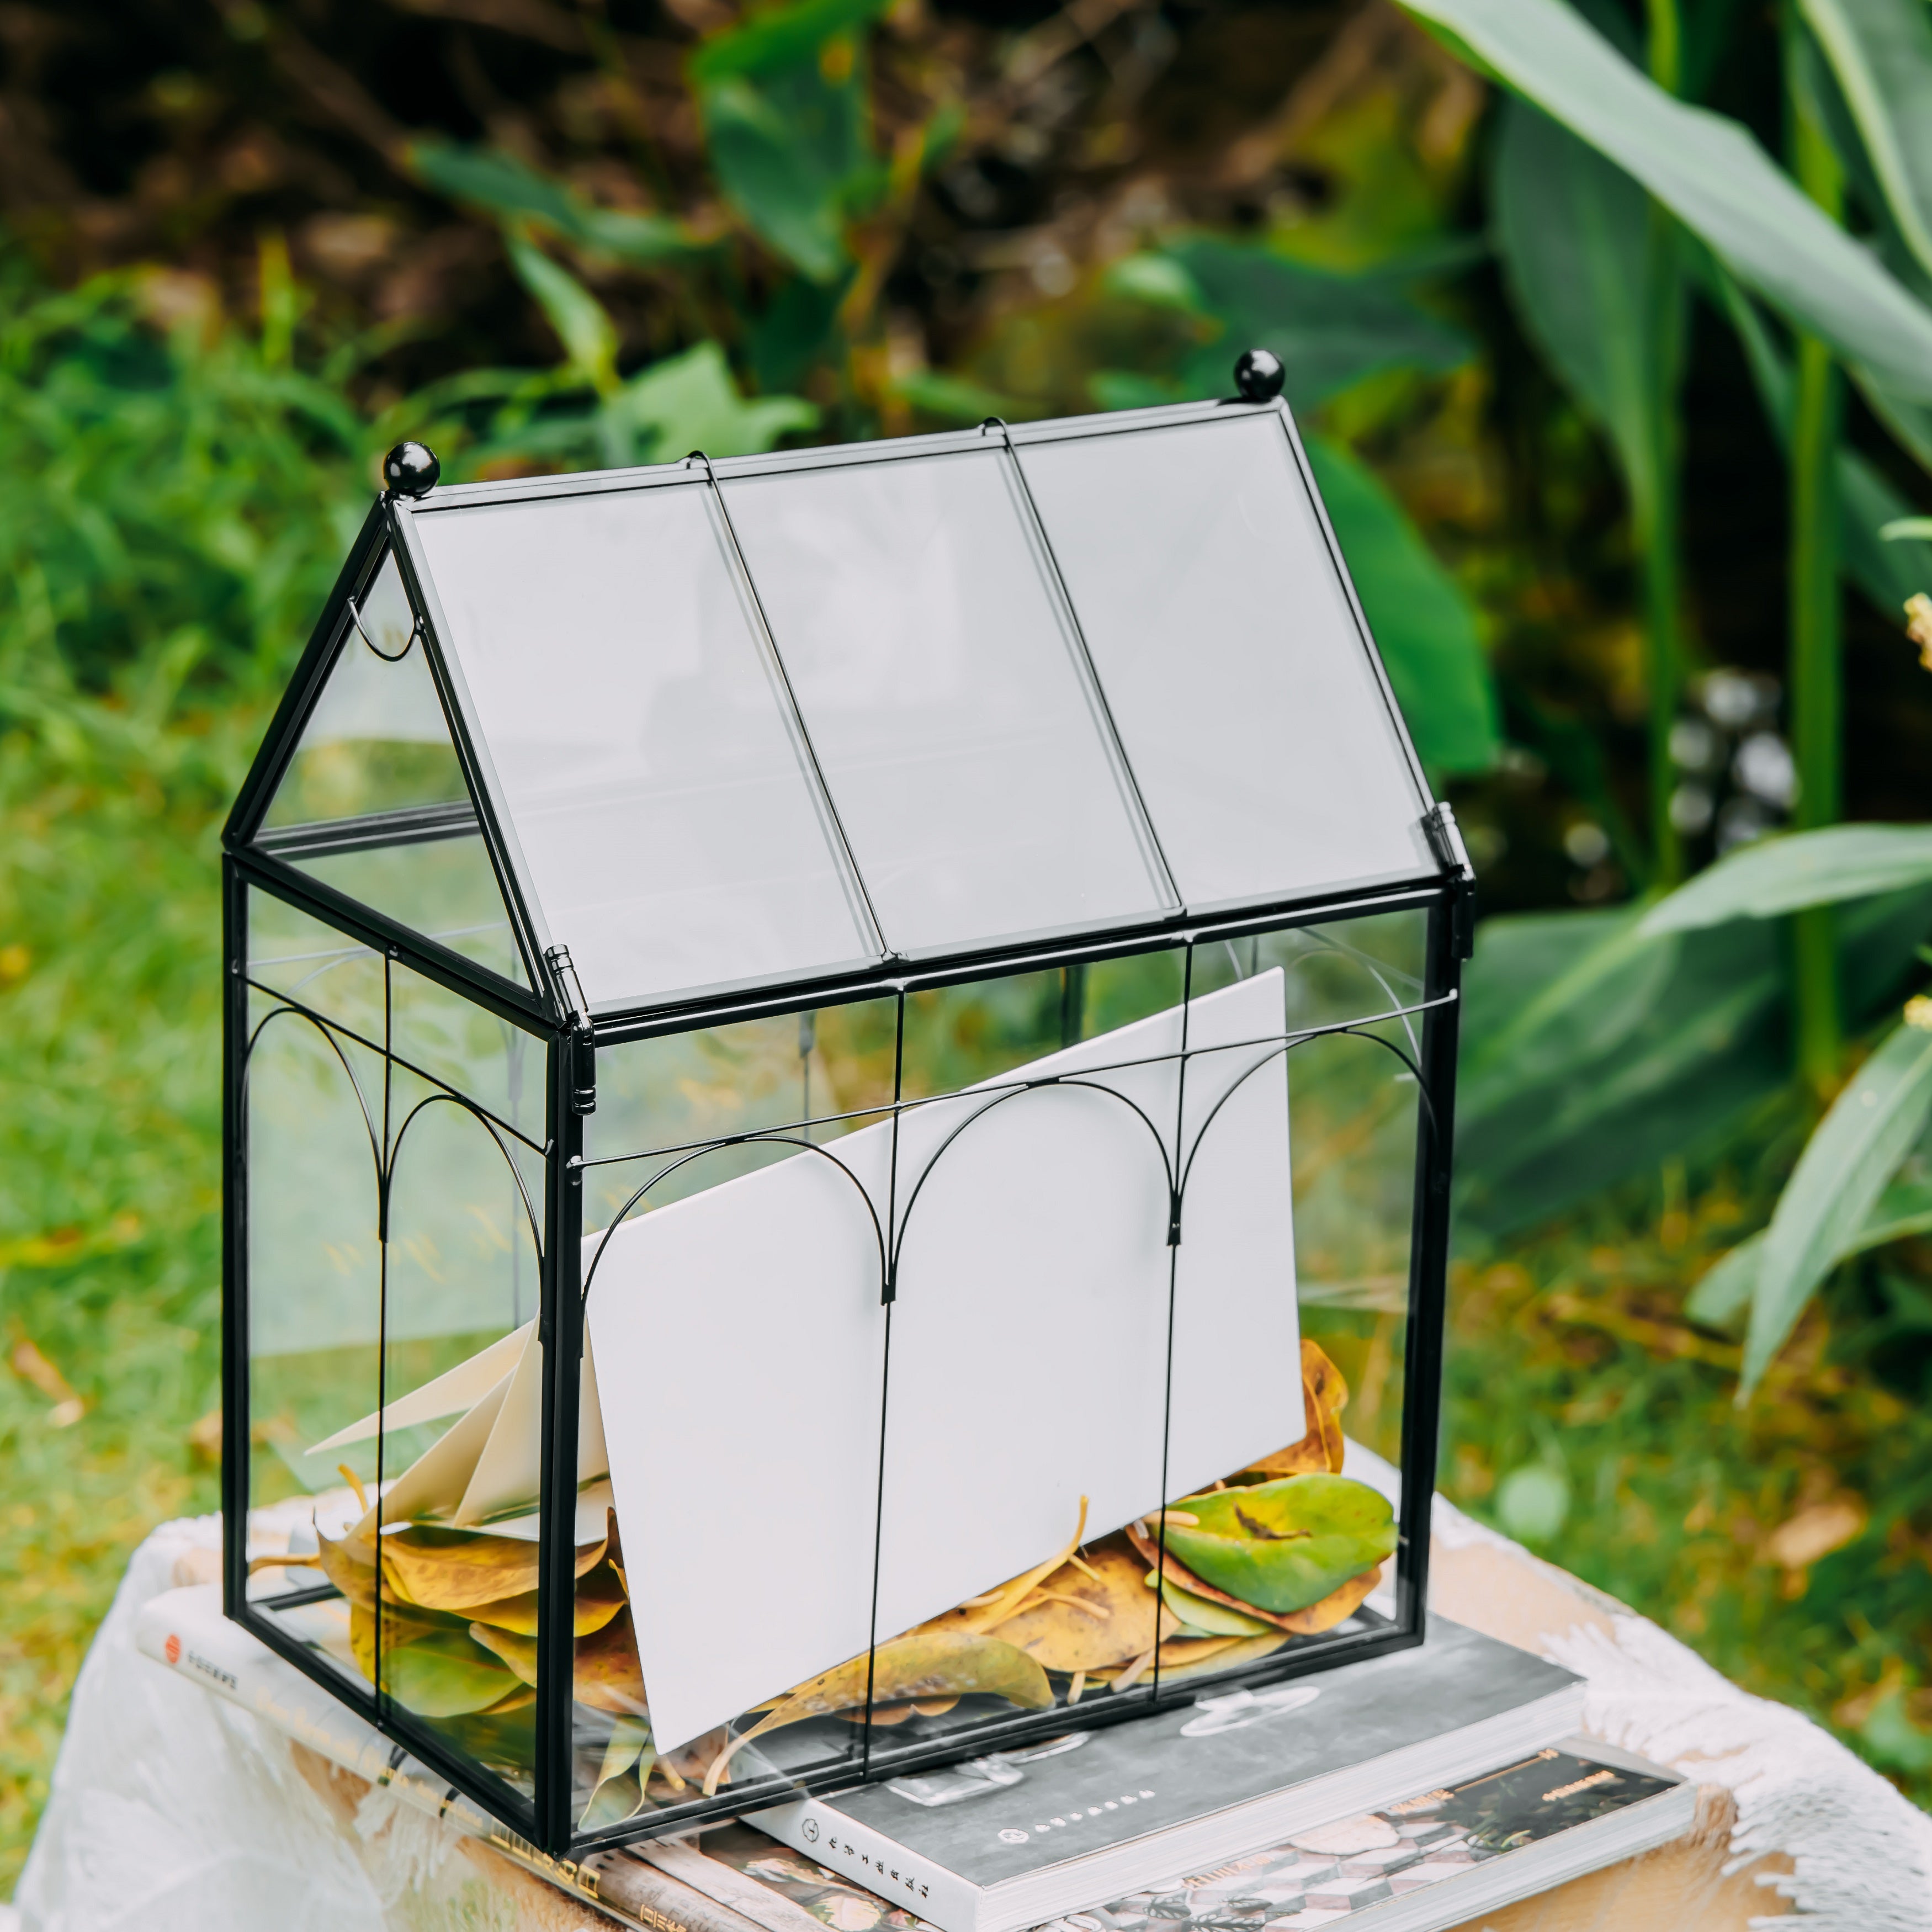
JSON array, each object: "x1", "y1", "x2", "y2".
[
  {"x1": 536, "y1": 1018, "x2": 587, "y2": 1855},
  {"x1": 1393, "y1": 877, "x2": 1472, "y2": 1637},
  {"x1": 221, "y1": 856, "x2": 251, "y2": 1620}
]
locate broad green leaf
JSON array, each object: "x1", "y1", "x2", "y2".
[
  {"x1": 698, "y1": 26, "x2": 879, "y2": 282},
  {"x1": 1713, "y1": 269, "x2": 1932, "y2": 615},
  {"x1": 1397, "y1": 0, "x2": 1932, "y2": 400},
  {"x1": 609, "y1": 343, "x2": 817, "y2": 463},
  {"x1": 1492, "y1": 96, "x2": 1657, "y2": 506},
  {"x1": 410, "y1": 141, "x2": 690, "y2": 264},
  {"x1": 1745, "y1": 1017, "x2": 1932, "y2": 1389},
  {"x1": 1796, "y1": 0, "x2": 1932, "y2": 284},
  {"x1": 503, "y1": 233, "x2": 619, "y2": 394},
  {"x1": 1639, "y1": 825, "x2": 1932, "y2": 936},
  {"x1": 688, "y1": 0, "x2": 889, "y2": 83},
  {"x1": 1160, "y1": 1474, "x2": 1398, "y2": 1615},
  {"x1": 1302, "y1": 434, "x2": 1500, "y2": 776},
  {"x1": 1130, "y1": 239, "x2": 1474, "y2": 410},
  {"x1": 383, "y1": 1627, "x2": 523, "y2": 1718}
]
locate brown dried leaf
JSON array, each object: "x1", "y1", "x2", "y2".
[
  {"x1": 975, "y1": 1545, "x2": 1177, "y2": 1671},
  {"x1": 1245, "y1": 1342, "x2": 1349, "y2": 1478}
]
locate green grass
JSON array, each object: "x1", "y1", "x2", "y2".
[
  {"x1": 0, "y1": 739, "x2": 230, "y2": 1896},
  {"x1": 1443, "y1": 1183, "x2": 1932, "y2": 1803}
]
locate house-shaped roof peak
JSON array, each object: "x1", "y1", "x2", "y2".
[{"x1": 231, "y1": 395, "x2": 1440, "y2": 1022}]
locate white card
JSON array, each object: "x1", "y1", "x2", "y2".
[{"x1": 587, "y1": 969, "x2": 1299, "y2": 1754}]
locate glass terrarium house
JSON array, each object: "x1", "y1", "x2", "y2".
[{"x1": 221, "y1": 356, "x2": 1477, "y2": 1866}]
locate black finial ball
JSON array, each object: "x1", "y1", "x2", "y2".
[
  {"x1": 1233, "y1": 348, "x2": 1286, "y2": 403},
  {"x1": 383, "y1": 442, "x2": 441, "y2": 497}
]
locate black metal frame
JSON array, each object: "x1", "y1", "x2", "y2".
[{"x1": 220, "y1": 393, "x2": 1477, "y2": 1866}]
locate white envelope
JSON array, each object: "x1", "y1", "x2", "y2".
[{"x1": 588, "y1": 968, "x2": 1300, "y2": 1753}]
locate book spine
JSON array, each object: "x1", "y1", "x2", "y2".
[
  {"x1": 594, "y1": 1855, "x2": 775, "y2": 1932},
  {"x1": 755, "y1": 1797, "x2": 983, "y2": 1932}
]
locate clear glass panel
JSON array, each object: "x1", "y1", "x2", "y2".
[
  {"x1": 565, "y1": 910, "x2": 1426, "y2": 1815},
  {"x1": 585, "y1": 995, "x2": 899, "y2": 1228},
  {"x1": 242, "y1": 969, "x2": 385, "y2": 1701},
  {"x1": 1142, "y1": 911, "x2": 1423, "y2": 1700},
  {"x1": 721, "y1": 449, "x2": 1169, "y2": 956},
  {"x1": 264, "y1": 553, "x2": 465, "y2": 829},
  {"x1": 257, "y1": 551, "x2": 529, "y2": 988},
  {"x1": 296, "y1": 837, "x2": 528, "y2": 986},
  {"x1": 248, "y1": 888, "x2": 387, "y2": 1042},
  {"x1": 378, "y1": 1058, "x2": 547, "y2": 1798},
  {"x1": 411, "y1": 484, "x2": 875, "y2": 1011},
  {"x1": 1020, "y1": 415, "x2": 1433, "y2": 910}
]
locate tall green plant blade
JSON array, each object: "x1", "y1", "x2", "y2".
[
  {"x1": 1689, "y1": 1167, "x2": 1932, "y2": 1326},
  {"x1": 1639, "y1": 825, "x2": 1932, "y2": 936},
  {"x1": 410, "y1": 142, "x2": 692, "y2": 264},
  {"x1": 1457, "y1": 908, "x2": 1787, "y2": 1235},
  {"x1": 1457, "y1": 888, "x2": 1932, "y2": 1236},
  {"x1": 1302, "y1": 435, "x2": 1500, "y2": 776},
  {"x1": 1796, "y1": 0, "x2": 1932, "y2": 284},
  {"x1": 1712, "y1": 269, "x2": 1932, "y2": 613},
  {"x1": 1492, "y1": 97, "x2": 1654, "y2": 499},
  {"x1": 1398, "y1": 0, "x2": 1932, "y2": 399},
  {"x1": 1744, "y1": 1017, "x2": 1932, "y2": 1389},
  {"x1": 1490, "y1": 91, "x2": 1685, "y2": 880}
]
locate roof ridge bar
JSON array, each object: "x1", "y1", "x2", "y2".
[
  {"x1": 978, "y1": 416, "x2": 1183, "y2": 913},
  {"x1": 684, "y1": 450, "x2": 890, "y2": 963}
]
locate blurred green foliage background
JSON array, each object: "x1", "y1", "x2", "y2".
[{"x1": 6, "y1": 0, "x2": 1932, "y2": 1895}]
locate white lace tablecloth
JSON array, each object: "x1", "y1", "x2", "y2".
[{"x1": 12, "y1": 1454, "x2": 1931, "y2": 1931}]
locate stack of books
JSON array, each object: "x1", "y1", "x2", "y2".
[{"x1": 137, "y1": 1585, "x2": 1692, "y2": 1932}]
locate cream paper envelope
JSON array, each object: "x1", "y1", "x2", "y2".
[
  {"x1": 316, "y1": 1323, "x2": 611, "y2": 1544},
  {"x1": 588, "y1": 967, "x2": 1298, "y2": 1754}
]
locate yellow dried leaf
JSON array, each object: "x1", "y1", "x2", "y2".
[
  {"x1": 466, "y1": 1561, "x2": 627, "y2": 1638},
  {"x1": 976, "y1": 1545, "x2": 1177, "y2": 1671},
  {"x1": 382, "y1": 1526, "x2": 607, "y2": 1613},
  {"x1": 704, "y1": 1628, "x2": 1053, "y2": 1794}
]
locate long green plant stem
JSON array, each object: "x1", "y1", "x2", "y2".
[
  {"x1": 1641, "y1": 0, "x2": 1689, "y2": 889},
  {"x1": 1788, "y1": 26, "x2": 1846, "y2": 1095}
]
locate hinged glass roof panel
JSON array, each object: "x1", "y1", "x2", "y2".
[
  {"x1": 1018, "y1": 411, "x2": 1434, "y2": 910},
  {"x1": 256, "y1": 551, "x2": 532, "y2": 989},
  {"x1": 719, "y1": 447, "x2": 1172, "y2": 959},
  {"x1": 409, "y1": 482, "x2": 880, "y2": 1012}
]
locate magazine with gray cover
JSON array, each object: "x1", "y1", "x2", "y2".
[
  {"x1": 685, "y1": 1740, "x2": 1686, "y2": 1932},
  {"x1": 745, "y1": 1620, "x2": 1584, "y2": 1932}
]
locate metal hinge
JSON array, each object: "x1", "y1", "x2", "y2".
[
  {"x1": 1423, "y1": 803, "x2": 1478, "y2": 962},
  {"x1": 543, "y1": 944, "x2": 597, "y2": 1114}
]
